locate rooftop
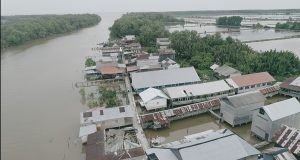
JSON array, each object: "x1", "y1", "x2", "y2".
[
  {"x1": 99, "y1": 66, "x2": 124, "y2": 75},
  {"x1": 80, "y1": 105, "x2": 134, "y2": 125},
  {"x1": 231, "y1": 72, "x2": 275, "y2": 87},
  {"x1": 280, "y1": 76, "x2": 300, "y2": 92},
  {"x1": 131, "y1": 67, "x2": 200, "y2": 90},
  {"x1": 223, "y1": 91, "x2": 266, "y2": 108},
  {"x1": 163, "y1": 79, "x2": 233, "y2": 99},
  {"x1": 262, "y1": 98, "x2": 300, "y2": 121},
  {"x1": 139, "y1": 88, "x2": 169, "y2": 103},
  {"x1": 272, "y1": 125, "x2": 300, "y2": 156},
  {"x1": 214, "y1": 64, "x2": 241, "y2": 77},
  {"x1": 158, "y1": 48, "x2": 176, "y2": 55},
  {"x1": 146, "y1": 129, "x2": 260, "y2": 160}
]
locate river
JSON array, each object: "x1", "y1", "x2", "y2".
[{"x1": 1, "y1": 12, "x2": 122, "y2": 160}]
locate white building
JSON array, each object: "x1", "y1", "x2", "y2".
[
  {"x1": 251, "y1": 98, "x2": 300, "y2": 141},
  {"x1": 163, "y1": 79, "x2": 237, "y2": 106},
  {"x1": 231, "y1": 72, "x2": 276, "y2": 93},
  {"x1": 131, "y1": 67, "x2": 201, "y2": 92},
  {"x1": 139, "y1": 88, "x2": 169, "y2": 111},
  {"x1": 80, "y1": 105, "x2": 134, "y2": 129},
  {"x1": 146, "y1": 129, "x2": 260, "y2": 160},
  {"x1": 220, "y1": 91, "x2": 266, "y2": 127}
]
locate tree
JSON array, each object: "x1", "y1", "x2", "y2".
[
  {"x1": 216, "y1": 16, "x2": 243, "y2": 26},
  {"x1": 85, "y1": 58, "x2": 96, "y2": 67}
]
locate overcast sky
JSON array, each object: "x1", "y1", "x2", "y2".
[{"x1": 1, "y1": 0, "x2": 300, "y2": 15}]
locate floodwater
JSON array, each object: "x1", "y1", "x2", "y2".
[
  {"x1": 144, "y1": 112, "x2": 260, "y2": 145},
  {"x1": 247, "y1": 38, "x2": 300, "y2": 57},
  {"x1": 1, "y1": 12, "x2": 122, "y2": 160}
]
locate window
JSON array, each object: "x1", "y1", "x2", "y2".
[
  {"x1": 259, "y1": 108, "x2": 265, "y2": 115},
  {"x1": 262, "y1": 83, "x2": 266, "y2": 86},
  {"x1": 245, "y1": 86, "x2": 250, "y2": 89},
  {"x1": 239, "y1": 87, "x2": 243, "y2": 90},
  {"x1": 251, "y1": 85, "x2": 255, "y2": 88},
  {"x1": 267, "y1": 82, "x2": 271, "y2": 85}
]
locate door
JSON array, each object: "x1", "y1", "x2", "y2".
[{"x1": 265, "y1": 133, "x2": 269, "y2": 141}]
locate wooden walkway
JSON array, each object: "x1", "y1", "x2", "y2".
[{"x1": 74, "y1": 78, "x2": 124, "y2": 88}]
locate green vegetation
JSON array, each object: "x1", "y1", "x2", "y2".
[
  {"x1": 170, "y1": 31, "x2": 300, "y2": 81},
  {"x1": 101, "y1": 89, "x2": 118, "y2": 107},
  {"x1": 1, "y1": 14, "x2": 101, "y2": 49},
  {"x1": 109, "y1": 13, "x2": 183, "y2": 47},
  {"x1": 216, "y1": 16, "x2": 243, "y2": 26},
  {"x1": 275, "y1": 22, "x2": 300, "y2": 30},
  {"x1": 85, "y1": 58, "x2": 96, "y2": 67}
]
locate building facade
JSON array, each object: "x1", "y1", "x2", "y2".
[
  {"x1": 251, "y1": 98, "x2": 300, "y2": 141},
  {"x1": 279, "y1": 76, "x2": 300, "y2": 99}
]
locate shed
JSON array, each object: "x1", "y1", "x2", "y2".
[
  {"x1": 214, "y1": 64, "x2": 241, "y2": 78},
  {"x1": 251, "y1": 98, "x2": 300, "y2": 141},
  {"x1": 139, "y1": 88, "x2": 169, "y2": 111},
  {"x1": 220, "y1": 91, "x2": 266, "y2": 127}
]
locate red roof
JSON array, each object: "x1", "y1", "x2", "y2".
[
  {"x1": 280, "y1": 77, "x2": 300, "y2": 92},
  {"x1": 231, "y1": 72, "x2": 275, "y2": 87},
  {"x1": 99, "y1": 66, "x2": 123, "y2": 75},
  {"x1": 127, "y1": 66, "x2": 139, "y2": 72}
]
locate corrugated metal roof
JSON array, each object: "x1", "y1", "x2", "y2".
[
  {"x1": 163, "y1": 80, "x2": 232, "y2": 99},
  {"x1": 280, "y1": 76, "x2": 300, "y2": 92},
  {"x1": 214, "y1": 65, "x2": 241, "y2": 77},
  {"x1": 273, "y1": 125, "x2": 300, "y2": 156},
  {"x1": 139, "y1": 88, "x2": 169, "y2": 103},
  {"x1": 131, "y1": 67, "x2": 200, "y2": 90},
  {"x1": 146, "y1": 129, "x2": 260, "y2": 160},
  {"x1": 231, "y1": 72, "x2": 275, "y2": 87},
  {"x1": 224, "y1": 91, "x2": 265, "y2": 108},
  {"x1": 263, "y1": 98, "x2": 300, "y2": 121}
]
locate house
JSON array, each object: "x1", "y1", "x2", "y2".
[
  {"x1": 124, "y1": 42, "x2": 142, "y2": 53},
  {"x1": 98, "y1": 66, "x2": 124, "y2": 79},
  {"x1": 214, "y1": 64, "x2": 241, "y2": 79},
  {"x1": 163, "y1": 79, "x2": 237, "y2": 106},
  {"x1": 84, "y1": 66, "x2": 101, "y2": 80},
  {"x1": 158, "y1": 48, "x2": 176, "y2": 62},
  {"x1": 80, "y1": 106, "x2": 134, "y2": 129},
  {"x1": 231, "y1": 72, "x2": 276, "y2": 93},
  {"x1": 146, "y1": 129, "x2": 261, "y2": 160},
  {"x1": 279, "y1": 76, "x2": 300, "y2": 99},
  {"x1": 272, "y1": 125, "x2": 300, "y2": 158},
  {"x1": 210, "y1": 64, "x2": 220, "y2": 70},
  {"x1": 139, "y1": 88, "x2": 169, "y2": 111},
  {"x1": 161, "y1": 58, "x2": 180, "y2": 69},
  {"x1": 131, "y1": 67, "x2": 200, "y2": 92},
  {"x1": 220, "y1": 91, "x2": 266, "y2": 127},
  {"x1": 156, "y1": 38, "x2": 171, "y2": 49},
  {"x1": 100, "y1": 46, "x2": 122, "y2": 57},
  {"x1": 136, "y1": 55, "x2": 163, "y2": 72},
  {"x1": 251, "y1": 98, "x2": 300, "y2": 141},
  {"x1": 121, "y1": 35, "x2": 137, "y2": 44}
]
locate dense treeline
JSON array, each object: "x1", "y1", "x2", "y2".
[
  {"x1": 216, "y1": 16, "x2": 243, "y2": 26},
  {"x1": 110, "y1": 13, "x2": 300, "y2": 81},
  {"x1": 1, "y1": 14, "x2": 101, "y2": 49},
  {"x1": 109, "y1": 13, "x2": 183, "y2": 48},
  {"x1": 170, "y1": 31, "x2": 300, "y2": 81},
  {"x1": 275, "y1": 22, "x2": 300, "y2": 30}
]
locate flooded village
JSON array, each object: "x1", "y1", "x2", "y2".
[
  {"x1": 77, "y1": 12, "x2": 300, "y2": 160},
  {"x1": 2, "y1": 8, "x2": 300, "y2": 160}
]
